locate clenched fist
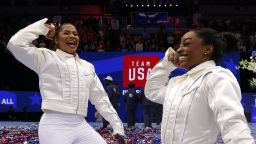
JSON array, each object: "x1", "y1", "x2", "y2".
[
  {"x1": 167, "y1": 48, "x2": 180, "y2": 67},
  {"x1": 44, "y1": 23, "x2": 56, "y2": 40}
]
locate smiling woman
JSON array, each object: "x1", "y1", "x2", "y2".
[
  {"x1": 7, "y1": 18, "x2": 125, "y2": 144},
  {"x1": 53, "y1": 23, "x2": 79, "y2": 55},
  {"x1": 145, "y1": 28, "x2": 255, "y2": 144},
  {"x1": 168, "y1": 29, "x2": 227, "y2": 70}
]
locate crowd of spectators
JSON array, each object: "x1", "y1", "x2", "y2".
[
  {"x1": 0, "y1": 16, "x2": 256, "y2": 54},
  {"x1": 199, "y1": 17, "x2": 256, "y2": 54},
  {"x1": 0, "y1": 15, "x2": 255, "y2": 122}
]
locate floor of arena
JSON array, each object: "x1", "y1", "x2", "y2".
[{"x1": 1, "y1": 122, "x2": 256, "y2": 144}]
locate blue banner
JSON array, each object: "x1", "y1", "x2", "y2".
[{"x1": 0, "y1": 51, "x2": 254, "y2": 122}]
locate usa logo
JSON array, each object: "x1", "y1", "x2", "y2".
[{"x1": 123, "y1": 56, "x2": 160, "y2": 88}]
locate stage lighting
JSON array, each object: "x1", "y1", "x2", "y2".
[
  {"x1": 142, "y1": 4, "x2": 144, "y2": 7},
  {"x1": 154, "y1": 4, "x2": 156, "y2": 7},
  {"x1": 147, "y1": 4, "x2": 149, "y2": 7},
  {"x1": 159, "y1": 5, "x2": 161, "y2": 7},
  {"x1": 131, "y1": 5, "x2": 133, "y2": 7},
  {"x1": 170, "y1": 4, "x2": 172, "y2": 6},
  {"x1": 126, "y1": 4, "x2": 128, "y2": 7},
  {"x1": 136, "y1": 4, "x2": 139, "y2": 7},
  {"x1": 164, "y1": 5, "x2": 167, "y2": 7},
  {"x1": 175, "y1": 4, "x2": 178, "y2": 6}
]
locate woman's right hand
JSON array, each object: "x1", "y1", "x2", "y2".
[
  {"x1": 167, "y1": 48, "x2": 180, "y2": 67},
  {"x1": 44, "y1": 23, "x2": 56, "y2": 40}
]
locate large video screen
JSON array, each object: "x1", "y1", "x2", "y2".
[{"x1": 132, "y1": 12, "x2": 168, "y2": 27}]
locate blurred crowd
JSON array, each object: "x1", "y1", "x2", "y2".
[
  {"x1": 0, "y1": 16, "x2": 256, "y2": 54},
  {"x1": 198, "y1": 17, "x2": 256, "y2": 54}
]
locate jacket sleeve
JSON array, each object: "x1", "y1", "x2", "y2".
[
  {"x1": 7, "y1": 18, "x2": 49, "y2": 73},
  {"x1": 207, "y1": 69, "x2": 255, "y2": 144},
  {"x1": 89, "y1": 66, "x2": 124, "y2": 135},
  {"x1": 144, "y1": 48, "x2": 177, "y2": 104}
]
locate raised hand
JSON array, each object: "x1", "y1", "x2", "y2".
[
  {"x1": 167, "y1": 48, "x2": 180, "y2": 67},
  {"x1": 44, "y1": 23, "x2": 56, "y2": 40}
]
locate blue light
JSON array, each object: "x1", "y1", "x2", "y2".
[{"x1": 252, "y1": 111, "x2": 256, "y2": 122}]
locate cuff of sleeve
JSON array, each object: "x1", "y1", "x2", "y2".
[
  {"x1": 39, "y1": 18, "x2": 50, "y2": 36},
  {"x1": 26, "y1": 18, "x2": 49, "y2": 36},
  {"x1": 112, "y1": 123, "x2": 125, "y2": 136},
  {"x1": 161, "y1": 47, "x2": 177, "y2": 71}
]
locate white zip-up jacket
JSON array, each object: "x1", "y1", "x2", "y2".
[
  {"x1": 7, "y1": 18, "x2": 124, "y2": 135},
  {"x1": 145, "y1": 49, "x2": 255, "y2": 144}
]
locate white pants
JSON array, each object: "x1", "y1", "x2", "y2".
[{"x1": 38, "y1": 111, "x2": 106, "y2": 144}]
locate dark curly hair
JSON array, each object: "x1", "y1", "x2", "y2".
[{"x1": 192, "y1": 28, "x2": 238, "y2": 62}]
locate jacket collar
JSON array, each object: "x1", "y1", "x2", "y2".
[
  {"x1": 56, "y1": 49, "x2": 80, "y2": 60},
  {"x1": 174, "y1": 60, "x2": 216, "y2": 92},
  {"x1": 187, "y1": 60, "x2": 216, "y2": 76}
]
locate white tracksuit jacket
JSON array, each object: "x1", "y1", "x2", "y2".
[
  {"x1": 145, "y1": 49, "x2": 255, "y2": 144},
  {"x1": 7, "y1": 18, "x2": 124, "y2": 135}
]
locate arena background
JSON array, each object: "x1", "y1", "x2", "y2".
[
  {"x1": 0, "y1": 51, "x2": 255, "y2": 122},
  {"x1": 0, "y1": 0, "x2": 256, "y2": 143}
]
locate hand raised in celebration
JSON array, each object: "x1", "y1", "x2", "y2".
[
  {"x1": 167, "y1": 48, "x2": 180, "y2": 67},
  {"x1": 44, "y1": 23, "x2": 56, "y2": 40}
]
